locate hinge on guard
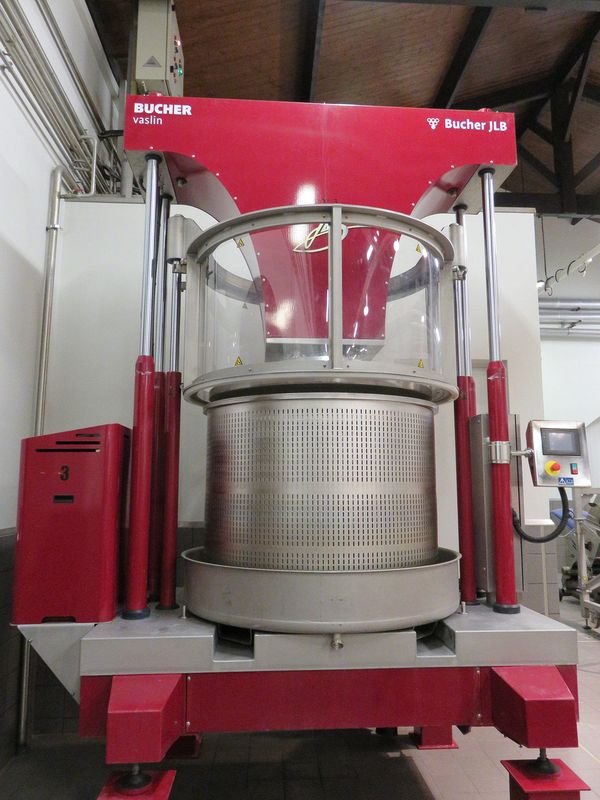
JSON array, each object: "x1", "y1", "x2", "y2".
[{"x1": 490, "y1": 440, "x2": 511, "y2": 464}]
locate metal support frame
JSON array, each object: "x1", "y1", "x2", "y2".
[{"x1": 480, "y1": 169, "x2": 519, "y2": 614}]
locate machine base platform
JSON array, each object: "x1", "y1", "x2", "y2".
[{"x1": 18, "y1": 601, "x2": 574, "y2": 679}]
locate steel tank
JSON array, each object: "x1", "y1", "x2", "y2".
[{"x1": 181, "y1": 205, "x2": 460, "y2": 632}]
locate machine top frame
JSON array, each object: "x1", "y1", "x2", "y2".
[{"x1": 124, "y1": 95, "x2": 516, "y2": 221}]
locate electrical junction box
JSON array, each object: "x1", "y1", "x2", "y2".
[{"x1": 134, "y1": 0, "x2": 184, "y2": 96}]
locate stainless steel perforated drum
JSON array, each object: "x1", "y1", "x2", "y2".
[
  {"x1": 183, "y1": 391, "x2": 460, "y2": 632},
  {"x1": 204, "y1": 393, "x2": 437, "y2": 572}
]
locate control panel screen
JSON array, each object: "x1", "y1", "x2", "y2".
[{"x1": 541, "y1": 428, "x2": 581, "y2": 456}]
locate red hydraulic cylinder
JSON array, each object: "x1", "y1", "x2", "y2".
[
  {"x1": 159, "y1": 371, "x2": 182, "y2": 610},
  {"x1": 123, "y1": 354, "x2": 155, "y2": 619},
  {"x1": 454, "y1": 374, "x2": 478, "y2": 604},
  {"x1": 148, "y1": 371, "x2": 166, "y2": 600},
  {"x1": 487, "y1": 359, "x2": 519, "y2": 612}
]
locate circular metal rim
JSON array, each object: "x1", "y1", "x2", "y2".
[
  {"x1": 182, "y1": 547, "x2": 461, "y2": 633},
  {"x1": 184, "y1": 367, "x2": 458, "y2": 406},
  {"x1": 186, "y1": 203, "x2": 455, "y2": 267},
  {"x1": 204, "y1": 391, "x2": 437, "y2": 412},
  {"x1": 182, "y1": 546, "x2": 458, "y2": 577}
]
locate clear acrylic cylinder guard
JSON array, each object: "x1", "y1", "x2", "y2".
[{"x1": 183, "y1": 206, "x2": 457, "y2": 405}]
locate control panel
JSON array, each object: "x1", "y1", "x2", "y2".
[
  {"x1": 526, "y1": 420, "x2": 591, "y2": 488},
  {"x1": 134, "y1": 0, "x2": 184, "y2": 97}
]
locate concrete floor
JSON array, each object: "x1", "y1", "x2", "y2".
[{"x1": 0, "y1": 601, "x2": 599, "y2": 800}]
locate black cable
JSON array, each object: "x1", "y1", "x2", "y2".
[{"x1": 513, "y1": 487, "x2": 570, "y2": 544}]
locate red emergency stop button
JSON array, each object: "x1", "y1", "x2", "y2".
[{"x1": 545, "y1": 460, "x2": 561, "y2": 476}]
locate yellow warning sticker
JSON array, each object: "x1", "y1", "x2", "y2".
[
  {"x1": 236, "y1": 238, "x2": 245, "y2": 249},
  {"x1": 234, "y1": 356, "x2": 243, "y2": 366},
  {"x1": 417, "y1": 358, "x2": 424, "y2": 368}
]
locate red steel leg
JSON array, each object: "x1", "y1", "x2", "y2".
[
  {"x1": 123, "y1": 355, "x2": 155, "y2": 619},
  {"x1": 487, "y1": 359, "x2": 519, "y2": 612},
  {"x1": 454, "y1": 374, "x2": 477, "y2": 603},
  {"x1": 158, "y1": 371, "x2": 182, "y2": 610},
  {"x1": 148, "y1": 372, "x2": 166, "y2": 601},
  {"x1": 413, "y1": 725, "x2": 457, "y2": 750}
]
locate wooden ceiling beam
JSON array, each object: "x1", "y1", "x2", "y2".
[
  {"x1": 299, "y1": 0, "x2": 326, "y2": 102},
  {"x1": 575, "y1": 150, "x2": 600, "y2": 187},
  {"x1": 517, "y1": 13, "x2": 600, "y2": 138},
  {"x1": 451, "y1": 78, "x2": 552, "y2": 109},
  {"x1": 342, "y1": 1, "x2": 600, "y2": 10},
  {"x1": 518, "y1": 145, "x2": 557, "y2": 187},
  {"x1": 494, "y1": 192, "x2": 600, "y2": 216},
  {"x1": 433, "y1": 7, "x2": 492, "y2": 107}
]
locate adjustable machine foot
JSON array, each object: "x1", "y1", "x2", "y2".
[{"x1": 98, "y1": 770, "x2": 176, "y2": 799}]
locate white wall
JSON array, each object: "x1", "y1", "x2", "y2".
[
  {"x1": 0, "y1": 1, "x2": 117, "y2": 527},
  {"x1": 44, "y1": 200, "x2": 215, "y2": 524}
]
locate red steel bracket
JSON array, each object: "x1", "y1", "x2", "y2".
[
  {"x1": 106, "y1": 674, "x2": 185, "y2": 764},
  {"x1": 491, "y1": 666, "x2": 578, "y2": 748},
  {"x1": 502, "y1": 760, "x2": 590, "y2": 800}
]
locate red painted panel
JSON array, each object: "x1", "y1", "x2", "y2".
[
  {"x1": 106, "y1": 674, "x2": 185, "y2": 764},
  {"x1": 491, "y1": 666, "x2": 578, "y2": 748},
  {"x1": 80, "y1": 676, "x2": 112, "y2": 738},
  {"x1": 13, "y1": 425, "x2": 130, "y2": 624},
  {"x1": 124, "y1": 97, "x2": 516, "y2": 220},
  {"x1": 186, "y1": 668, "x2": 482, "y2": 732}
]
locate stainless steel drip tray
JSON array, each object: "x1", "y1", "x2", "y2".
[{"x1": 182, "y1": 547, "x2": 461, "y2": 633}]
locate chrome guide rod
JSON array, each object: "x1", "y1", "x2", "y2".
[
  {"x1": 141, "y1": 156, "x2": 161, "y2": 356},
  {"x1": 481, "y1": 170, "x2": 501, "y2": 361},
  {"x1": 169, "y1": 272, "x2": 182, "y2": 372},
  {"x1": 155, "y1": 195, "x2": 172, "y2": 371}
]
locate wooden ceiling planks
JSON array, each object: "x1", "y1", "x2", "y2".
[
  {"x1": 456, "y1": 8, "x2": 595, "y2": 101},
  {"x1": 176, "y1": 0, "x2": 309, "y2": 100},
  {"x1": 312, "y1": 0, "x2": 471, "y2": 106}
]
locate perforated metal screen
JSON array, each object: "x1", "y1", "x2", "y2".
[{"x1": 205, "y1": 395, "x2": 438, "y2": 572}]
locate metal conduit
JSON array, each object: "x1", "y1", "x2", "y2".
[
  {"x1": 0, "y1": 0, "x2": 115, "y2": 193},
  {"x1": 539, "y1": 300, "x2": 600, "y2": 311}
]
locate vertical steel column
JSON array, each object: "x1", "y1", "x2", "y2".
[
  {"x1": 159, "y1": 267, "x2": 183, "y2": 610},
  {"x1": 123, "y1": 154, "x2": 161, "y2": 619},
  {"x1": 148, "y1": 194, "x2": 171, "y2": 600},
  {"x1": 450, "y1": 207, "x2": 477, "y2": 604},
  {"x1": 480, "y1": 169, "x2": 519, "y2": 614}
]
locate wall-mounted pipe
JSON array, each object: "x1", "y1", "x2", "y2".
[{"x1": 539, "y1": 300, "x2": 600, "y2": 311}]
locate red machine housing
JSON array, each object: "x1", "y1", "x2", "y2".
[{"x1": 12, "y1": 424, "x2": 130, "y2": 624}]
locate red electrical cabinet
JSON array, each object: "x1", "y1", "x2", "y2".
[{"x1": 12, "y1": 424, "x2": 130, "y2": 624}]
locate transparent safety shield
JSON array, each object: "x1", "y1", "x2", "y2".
[{"x1": 184, "y1": 206, "x2": 454, "y2": 402}]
